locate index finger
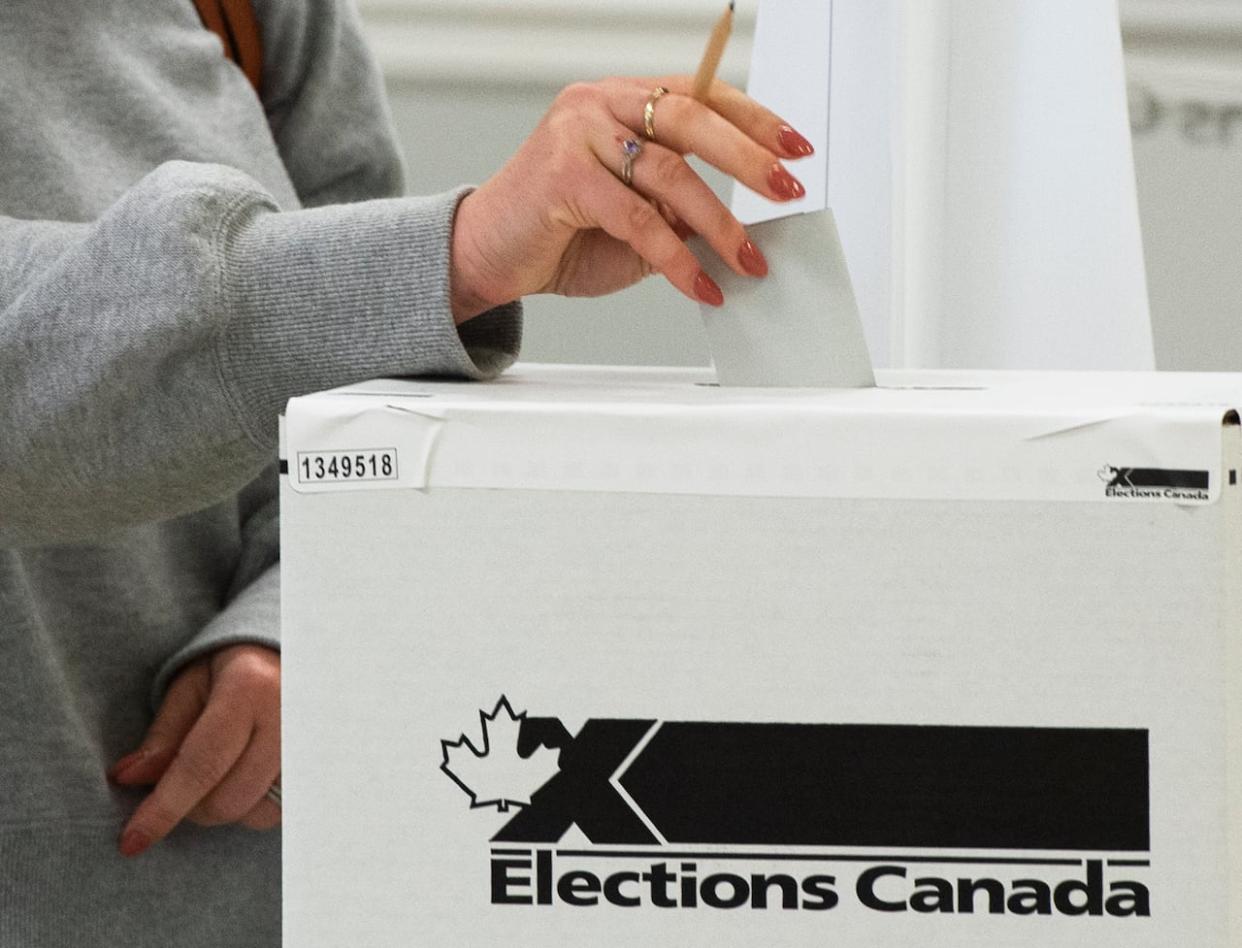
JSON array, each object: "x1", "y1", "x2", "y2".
[
  {"x1": 118, "y1": 697, "x2": 252, "y2": 857},
  {"x1": 644, "y1": 76, "x2": 815, "y2": 159}
]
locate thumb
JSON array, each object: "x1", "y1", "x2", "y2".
[{"x1": 109, "y1": 662, "x2": 210, "y2": 786}]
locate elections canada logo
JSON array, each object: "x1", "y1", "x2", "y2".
[
  {"x1": 440, "y1": 697, "x2": 1152, "y2": 919},
  {"x1": 1097, "y1": 464, "x2": 1209, "y2": 502}
]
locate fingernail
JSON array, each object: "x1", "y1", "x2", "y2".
[
  {"x1": 738, "y1": 239, "x2": 768, "y2": 277},
  {"x1": 118, "y1": 827, "x2": 151, "y2": 858},
  {"x1": 768, "y1": 164, "x2": 806, "y2": 201},
  {"x1": 108, "y1": 749, "x2": 146, "y2": 781},
  {"x1": 778, "y1": 125, "x2": 815, "y2": 157},
  {"x1": 694, "y1": 271, "x2": 724, "y2": 307}
]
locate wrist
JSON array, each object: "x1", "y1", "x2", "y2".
[{"x1": 450, "y1": 191, "x2": 509, "y2": 325}]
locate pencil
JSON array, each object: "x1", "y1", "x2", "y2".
[{"x1": 691, "y1": 1, "x2": 734, "y2": 103}]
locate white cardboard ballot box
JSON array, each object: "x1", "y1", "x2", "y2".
[{"x1": 280, "y1": 365, "x2": 1242, "y2": 947}]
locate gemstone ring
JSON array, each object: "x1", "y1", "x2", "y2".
[{"x1": 620, "y1": 137, "x2": 643, "y2": 187}]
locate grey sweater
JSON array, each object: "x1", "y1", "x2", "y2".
[{"x1": 0, "y1": 1, "x2": 520, "y2": 944}]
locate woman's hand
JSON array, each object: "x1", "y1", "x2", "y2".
[
  {"x1": 449, "y1": 76, "x2": 814, "y2": 323},
  {"x1": 109, "y1": 644, "x2": 281, "y2": 857}
]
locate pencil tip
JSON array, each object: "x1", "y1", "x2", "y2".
[{"x1": 729, "y1": 1, "x2": 735, "y2": 9}]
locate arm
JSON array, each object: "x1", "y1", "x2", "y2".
[
  {"x1": 129, "y1": 0, "x2": 525, "y2": 697},
  {"x1": 0, "y1": 162, "x2": 519, "y2": 548},
  {"x1": 151, "y1": 464, "x2": 282, "y2": 708},
  {"x1": 109, "y1": 467, "x2": 286, "y2": 854}
]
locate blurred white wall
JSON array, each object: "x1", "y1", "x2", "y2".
[
  {"x1": 1124, "y1": 0, "x2": 1242, "y2": 370},
  {"x1": 357, "y1": 0, "x2": 1242, "y2": 371}
]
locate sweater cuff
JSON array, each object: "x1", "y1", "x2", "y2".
[
  {"x1": 217, "y1": 187, "x2": 522, "y2": 447},
  {"x1": 150, "y1": 565, "x2": 282, "y2": 710}
]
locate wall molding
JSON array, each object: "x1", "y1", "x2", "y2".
[
  {"x1": 356, "y1": 1, "x2": 1242, "y2": 92},
  {"x1": 355, "y1": 0, "x2": 755, "y2": 91},
  {"x1": 1120, "y1": 0, "x2": 1242, "y2": 49},
  {"x1": 1121, "y1": 1, "x2": 1242, "y2": 91}
]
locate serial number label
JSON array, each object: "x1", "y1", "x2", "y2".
[{"x1": 296, "y1": 449, "x2": 398, "y2": 484}]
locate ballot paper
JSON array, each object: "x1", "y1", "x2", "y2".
[
  {"x1": 692, "y1": 209, "x2": 873, "y2": 388},
  {"x1": 731, "y1": 0, "x2": 1154, "y2": 371}
]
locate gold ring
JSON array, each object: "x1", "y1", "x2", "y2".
[{"x1": 643, "y1": 86, "x2": 669, "y2": 141}]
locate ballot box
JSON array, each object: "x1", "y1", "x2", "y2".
[{"x1": 280, "y1": 365, "x2": 1242, "y2": 947}]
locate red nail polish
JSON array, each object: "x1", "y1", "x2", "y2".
[
  {"x1": 768, "y1": 164, "x2": 806, "y2": 201},
  {"x1": 694, "y1": 271, "x2": 724, "y2": 307},
  {"x1": 118, "y1": 828, "x2": 151, "y2": 858},
  {"x1": 778, "y1": 125, "x2": 815, "y2": 157},
  {"x1": 738, "y1": 239, "x2": 768, "y2": 277}
]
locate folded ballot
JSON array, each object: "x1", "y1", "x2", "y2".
[{"x1": 693, "y1": 210, "x2": 874, "y2": 388}]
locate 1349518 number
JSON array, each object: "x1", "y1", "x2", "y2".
[{"x1": 297, "y1": 449, "x2": 398, "y2": 483}]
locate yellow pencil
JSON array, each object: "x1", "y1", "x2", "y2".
[{"x1": 692, "y1": 1, "x2": 734, "y2": 103}]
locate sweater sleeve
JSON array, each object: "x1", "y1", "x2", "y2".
[
  {"x1": 153, "y1": 461, "x2": 283, "y2": 707},
  {"x1": 151, "y1": 562, "x2": 282, "y2": 708},
  {"x1": 0, "y1": 161, "x2": 521, "y2": 548}
]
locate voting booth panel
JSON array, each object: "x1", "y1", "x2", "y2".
[
  {"x1": 281, "y1": 366, "x2": 1241, "y2": 948},
  {"x1": 738, "y1": 0, "x2": 1153, "y2": 371}
]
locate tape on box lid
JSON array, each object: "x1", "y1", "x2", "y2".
[{"x1": 281, "y1": 365, "x2": 1242, "y2": 505}]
